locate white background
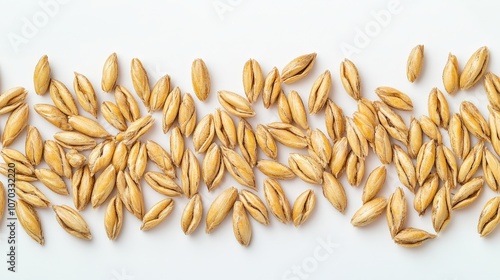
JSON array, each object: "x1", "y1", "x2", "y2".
[{"x1": 0, "y1": 1, "x2": 498, "y2": 279}]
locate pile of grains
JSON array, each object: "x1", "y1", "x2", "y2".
[{"x1": 1, "y1": 46, "x2": 498, "y2": 247}]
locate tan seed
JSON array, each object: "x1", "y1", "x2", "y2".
[
  {"x1": 127, "y1": 141, "x2": 147, "y2": 182},
  {"x1": 35, "y1": 168, "x2": 68, "y2": 195},
  {"x1": 181, "y1": 194, "x2": 203, "y2": 235},
  {"x1": 267, "y1": 122, "x2": 307, "y2": 149},
  {"x1": 34, "y1": 55, "x2": 50, "y2": 95},
  {"x1": 0, "y1": 183, "x2": 5, "y2": 223},
  {"x1": 393, "y1": 144, "x2": 417, "y2": 193},
  {"x1": 177, "y1": 93, "x2": 197, "y2": 137},
  {"x1": 460, "y1": 101, "x2": 490, "y2": 141},
  {"x1": 406, "y1": 45, "x2": 424, "y2": 82},
  {"x1": 308, "y1": 70, "x2": 332, "y2": 114},
  {"x1": 257, "y1": 160, "x2": 295, "y2": 180},
  {"x1": 373, "y1": 125, "x2": 392, "y2": 165},
  {"x1": 232, "y1": 201, "x2": 252, "y2": 246},
  {"x1": 115, "y1": 85, "x2": 141, "y2": 122},
  {"x1": 116, "y1": 171, "x2": 145, "y2": 219},
  {"x1": 101, "y1": 101, "x2": 127, "y2": 131},
  {"x1": 435, "y1": 144, "x2": 458, "y2": 189},
  {"x1": 88, "y1": 140, "x2": 116, "y2": 176},
  {"x1": 477, "y1": 197, "x2": 500, "y2": 237},
  {"x1": 49, "y1": 79, "x2": 78, "y2": 116},
  {"x1": 243, "y1": 58, "x2": 264, "y2": 103},
  {"x1": 375, "y1": 101, "x2": 408, "y2": 145},
  {"x1": 428, "y1": 87, "x2": 450, "y2": 129},
  {"x1": 288, "y1": 153, "x2": 323, "y2": 184},
  {"x1": 292, "y1": 189, "x2": 316, "y2": 227},
  {"x1": 416, "y1": 140, "x2": 436, "y2": 186},
  {"x1": 345, "y1": 152, "x2": 365, "y2": 187},
  {"x1": 213, "y1": 108, "x2": 237, "y2": 149},
  {"x1": 419, "y1": 115, "x2": 442, "y2": 144},
  {"x1": 386, "y1": 187, "x2": 406, "y2": 238},
  {"x1": 288, "y1": 90, "x2": 309, "y2": 129},
  {"x1": 1, "y1": 148, "x2": 34, "y2": 176},
  {"x1": 264, "y1": 178, "x2": 291, "y2": 224},
  {"x1": 483, "y1": 148, "x2": 500, "y2": 192},
  {"x1": 458, "y1": 141, "x2": 483, "y2": 184},
  {"x1": 221, "y1": 147, "x2": 255, "y2": 189},
  {"x1": 72, "y1": 165, "x2": 94, "y2": 211},
  {"x1": 407, "y1": 117, "x2": 423, "y2": 158},
  {"x1": 346, "y1": 117, "x2": 369, "y2": 159},
  {"x1": 170, "y1": 127, "x2": 185, "y2": 167},
  {"x1": 68, "y1": 115, "x2": 112, "y2": 139},
  {"x1": 146, "y1": 140, "x2": 176, "y2": 178},
  {"x1": 131, "y1": 58, "x2": 151, "y2": 109},
  {"x1": 116, "y1": 115, "x2": 155, "y2": 147},
  {"x1": 414, "y1": 172, "x2": 439, "y2": 215},
  {"x1": 91, "y1": 165, "x2": 116, "y2": 208},
  {"x1": 325, "y1": 99, "x2": 345, "y2": 141},
  {"x1": 43, "y1": 140, "x2": 72, "y2": 179},
  {"x1": 351, "y1": 197, "x2": 387, "y2": 227},
  {"x1": 460, "y1": 46, "x2": 489, "y2": 90},
  {"x1": 281, "y1": 53, "x2": 316, "y2": 84},
  {"x1": 393, "y1": 228, "x2": 436, "y2": 248},
  {"x1": 239, "y1": 190, "x2": 270, "y2": 225},
  {"x1": 54, "y1": 131, "x2": 97, "y2": 151},
  {"x1": 322, "y1": 172, "x2": 347, "y2": 213},
  {"x1": 375, "y1": 87, "x2": 413, "y2": 111},
  {"x1": 263, "y1": 67, "x2": 281, "y2": 108},
  {"x1": 111, "y1": 141, "x2": 128, "y2": 172},
  {"x1": 192, "y1": 114, "x2": 215, "y2": 153},
  {"x1": 144, "y1": 171, "x2": 183, "y2": 197},
  {"x1": 353, "y1": 111, "x2": 375, "y2": 143},
  {"x1": 362, "y1": 166, "x2": 386, "y2": 204},
  {"x1": 451, "y1": 177, "x2": 484, "y2": 210},
  {"x1": 484, "y1": 72, "x2": 500, "y2": 111},
  {"x1": 202, "y1": 143, "x2": 225, "y2": 191},
  {"x1": 191, "y1": 58, "x2": 210, "y2": 101},
  {"x1": 206, "y1": 186, "x2": 238, "y2": 233},
  {"x1": 104, "y1": 196, "x2": 123, "y2": 240},
  {"x1": 181, "y1": 149, "x2": 201, "y2": 198},
  {"x1": 162, "y1": 87, "x2": 181, "y2": 133},
  {"x1": 448, "y1": 113, "x2": 470, "y2": 159},
  {"x1": 16, "y1": 200, "x2": 44, "y2": 245},
  {"x1": 307, "y1": 129, "x2": 332, "y2": 168},
  {"x1": 442, "y1": 53, "x2": 459, "y2": 95},
  {"x1": 73, "y1": 72, "x2": 98, "y2": 118},
  {"x1": 141, "y1": 198, "x2": 174, "y2": 231},
  {"x1": 67, "y1": 148, "x2": 91, "y2": 170},
  {"x1": 340, "y1": 58, "x2": 361, "y2": 100},
  {"x1": 53, "y1": 204, "x2": 92, "y2": 240},
  {"x1": 255, "y1": 124, "x2": 278, "y2": 159},
  {"x1": 329, "y1": 137, "x2": 350, "y2": 178},
  {"x1": 432, "y1": 183, "x2": 452, "y2": 233},
  {"x1": 237, "y1": 119, "x2": 257, "y2": 167},
  {"x1": 101, "y1": 52, "x2": 118, "y2": 92},
  {"x1": 15, "y1": 181, "x2": 51, "y2": 208},
  {"x1": 358, "y1": 98, "x2": 379, "y2": 127},
  {"x1": 218, "y1": 90, "x2": 255, "y2": 118},
  {"x1": 2, "y1": 103, "x2": 29, "y2": 147},
  {"x1": 278, "y1": 91, "x2": 293, "y2": 124},
  {"x1": 0, "y1": 87, "x2": 27, "y2": 114}
]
